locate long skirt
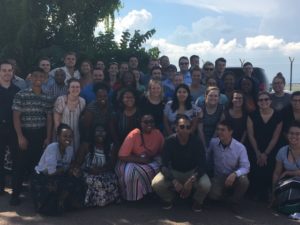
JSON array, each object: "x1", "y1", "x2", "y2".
[
  {"x1": 84, "y1": 171, "x2": 120, "y2": 207},
  {"x1": 31, "y1": 173, "x2": 86, "y2": 216},
  {"x1": 115, "y1": 160, "x2": 160, "y2": 201}
]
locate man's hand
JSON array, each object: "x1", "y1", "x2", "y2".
[
  {"x1": 18, "y1": 135, "x2": 28, "y2": 150},
  {"x1": 172, "y1": 179, "x2": 183, "y2": 193},
  {"x1": 43, "y1": 137, "x2": 51, "y2": 149},
  {"x1": 180, "y1": 178, "x2": 193, "y2": 199},
  {"x1": 225, "y1": 172, "x2": 237, "y2": 187}
]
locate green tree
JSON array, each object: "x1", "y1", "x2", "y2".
[
  {"x1": 0, "y1": 0, "x2": 121, "y2": 74},
  {"x1": 0, "y1": 0, "x2": 159, "y2": 75}
]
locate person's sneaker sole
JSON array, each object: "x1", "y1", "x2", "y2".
[{"x1": 162, "y1": 202, "x2": 173, "y2": 210}]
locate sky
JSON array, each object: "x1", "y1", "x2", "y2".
[{"x1": 95, "y1": 0, "x2": 300, "y2": 83}]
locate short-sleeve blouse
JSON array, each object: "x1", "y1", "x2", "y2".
[
  {"x1": 164, "y1": 100, "x2": 201, "y2": 124},
  {"x1": 276, "y1": 146, "x2": 300, "y2": 171}
]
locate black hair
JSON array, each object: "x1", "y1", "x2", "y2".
[
  {"x1": 272, "y1": 72, "x2": 286, "y2": 85},
  {"x1": 93, "y1": 82, "x2": 110, "y2": 95},
  {"x1": 190, "y1": 55, "x2": 199, "y2": 62},
  {"x1": 178, "y1": 56, "x2": 189, "y2": 64},
  {"x1": 291, "y1": 91, "x2": 300, "y2": 99},
  {"x1": 57, "y1": 123, "x2": 72, "y2": 136},
  {"x1": 151, "y1": 66, "x2": 162, "y2": 75},
  {"x1": 67, "y1": 77, "x2": 80, "y2": 89},
  {"x1": 0, "y1": 60, "x2": 13, "y2": 69},
  {"x1": 227, "y1": 90, "x2": 246, "y2": 111},
  {"x1": 175, "y1": 114, "x2": 191, "y2": 125},
  {"x1": 171, "y1": 83, "x2": 193, "y2": 112},
  {"x1": 218, "y1": 120, "x2": 233, "y2": 131},
  {"x1": 31, "y1": 67, "x2": 46, "y2": 74},
  {"x1": 38, "y1": 57, "x2": 51, "y2": 64},
  {"x1": 118, "y1": 88, "x2": 138, "y2": 111},
  {"x1": 215, "y1": 57, "x2": 226, "y2": 65},
  {"x1": 288, "y1": 121, "x2": 300, "y2": 131},
  {"x1": 243, "y1": 62, "x2": 253, "y2": 67}
]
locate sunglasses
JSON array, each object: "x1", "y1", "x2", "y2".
[
  {"x1": 288, "y1": 132, "x2": 300, "y2": 136},
  {"x1": 179, "y1": 124, "x2": 191, "y2": 130},
  {"x1": 204, "y1": 68, "x2": 214, "y2": 71},
  {"x1": 142, "y1": 119, "x2": 154, "y2": 125},
  {"x1": 258, "y1": 98, "x2": 270, "y2": 102}
]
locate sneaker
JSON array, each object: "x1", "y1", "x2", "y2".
[
  {"x1": 10, "y1": 195, "x2": 21, "y2": 206},
  {"x1": 162, "y1": 201, "x2": 173, "y2": 210},
  {"x1": 192, "y1": 201, "x2": 203, "y2": 212}
]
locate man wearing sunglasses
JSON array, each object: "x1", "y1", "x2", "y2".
[
  {"x1": 178, "y1": 56, "x2": 192, "y2": 86},
  {"x1": 152, "y1": 114, "x2": 211, "y2": 212},
  {"x1": 207, "y1": 120, "x2": 250, "y2": 214}
]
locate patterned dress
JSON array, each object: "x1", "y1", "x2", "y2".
[
  {"x1": 84, "y1": 147, "x2": 120, "y2": 207},
  {"x1": 54, "y1": 95, "x2": 86, "y2": 152}
]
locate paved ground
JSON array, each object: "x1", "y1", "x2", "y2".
[{"x1": 0, "y1": 188, "x2": 299, "y2": 225}]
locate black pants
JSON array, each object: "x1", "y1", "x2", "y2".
[
  {"x1": 0, "y1": 124, "x2": 18, "y2": 191},
  {"x1": 12, "y1": 127, "x2": 46, "y2": 196}
]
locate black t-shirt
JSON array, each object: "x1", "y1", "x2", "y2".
[
  {"x1": 140, "y1": 96, "x2": 165, "y2": 130},
  {"x1": 161, "y1": 134, "x2": 206, "y2": 179},
  {"x1": 0, "y1": 83, "x2": 20, "y2": 125}
]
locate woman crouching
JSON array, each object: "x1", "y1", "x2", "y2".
[
  {"x1": 115, "y1": 114, "x2": 164, "y2": 201},
  {"x1": 31, "y1": 124, "x2": 85, "y2": 215},
  {"x1": 75, "y1": 125, "x2": 120, "y2": 207}
]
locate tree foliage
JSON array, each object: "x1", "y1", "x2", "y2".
[{"x1": 0, "y1": 0, "x2": 160, "y2": 75}]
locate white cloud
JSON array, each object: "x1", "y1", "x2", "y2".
[
  {"x1": 165, "y1": 0, "x2": 300, "y2": 41},
  {"x1": 169, "y1": 16, "x2": 234, "y2": 44},
  {"x1": 245, "y1": 36, "x2": 284, "y2": 50},
  {"x1": 148, "y1": 36, "x2": 300, "y2": 82},
  {"x1": 95, "y1": 9, "x2": 152, "y2": 42},
  {"x1": 165, "y1": 0, "x2": 277, "y2": 17}
]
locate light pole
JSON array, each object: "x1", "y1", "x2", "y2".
[{"x1": 289, "y1": 57, "x2": 295, "y2": 91}]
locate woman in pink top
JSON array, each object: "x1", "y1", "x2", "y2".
[{"x1": 115, "y1": 114, "x2": 164, "y2": 201}]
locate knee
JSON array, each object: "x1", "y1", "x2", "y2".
[
  {"x1": 237, "y1": 175, "x2": 249, "y2": 188},
  {"x1": 152, "y1": 173, "x2": 168, "y2": 191}
]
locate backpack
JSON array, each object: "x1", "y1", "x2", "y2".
[{"x1": 275, "y1": 176, "x2": 300, "y2": 214}]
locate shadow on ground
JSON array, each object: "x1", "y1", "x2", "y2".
[{"x1": 0, "y1": 189, "x2": 298, "y2": 225}]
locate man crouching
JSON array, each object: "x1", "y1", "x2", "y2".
[{"x1": 152, "y1": 114, "x2": 211, "y2": 212}]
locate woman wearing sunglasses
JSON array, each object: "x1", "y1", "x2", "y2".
[
  {"x1": 247, "y1": 91, "x2": 282, "y2": 202},
  {"x1": 115, "y1": 114, "x2": 164, "y2": 201}
]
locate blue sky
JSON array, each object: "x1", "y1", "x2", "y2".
[{"x1": 96, "y1": 0, "x2": 300, "y2": 83}]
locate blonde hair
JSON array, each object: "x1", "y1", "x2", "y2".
[
  {"x1": 205, "y1": 86, "x2": 220, "y2": 98},
  {"x1": 146, "y1": 79, "x2": 164, "y2": 101}
]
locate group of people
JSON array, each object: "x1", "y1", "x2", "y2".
[{"x1": 0, "y1": 52, "x2": 299, "y2": 216}]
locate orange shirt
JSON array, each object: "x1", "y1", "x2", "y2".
[{"x1": 118, "y1": 128, "x2": 164, "y2": 157}]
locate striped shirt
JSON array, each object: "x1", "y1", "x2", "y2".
[{"x1": 12, "y1": 88, "x2": 53, "y2": 129}]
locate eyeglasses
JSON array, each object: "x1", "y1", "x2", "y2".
[
  {"x1": 179, "y1": 124, "x2": 191, "y2": 130},
  {"x1": 204, "y1": 68, "x2": 214, "y2": 71},
  {"x1": 180, "y1": 62, "x2": 189, "y2": 65},
  {"x1": 258, "y1": 98, "x2": 270, "y2": 102},
  {"x1": 142, "y1": 119, "x2": 154, "y2": 125}
]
